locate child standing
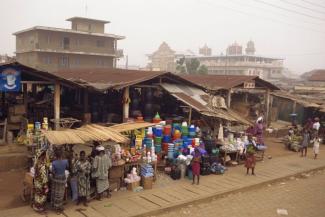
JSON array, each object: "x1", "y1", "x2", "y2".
[
  {"x1": 312, "y1": 135, "x2": 321, "y2": 159},
  {"x1": 191, "y1": 148, "x2": 201, "y2": 185}
]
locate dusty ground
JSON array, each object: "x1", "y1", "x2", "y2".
[
  {"x1": 0, "y1": 170, "x2": 25, "y2": 209},
  {"x1": 155, "y1": 169, "x2": 325, "y2": 217},
  {"x1": 0, "y1": 137, "x2": 296, "y2": 210}
]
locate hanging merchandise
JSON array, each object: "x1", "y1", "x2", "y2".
[
  {"x1": 218, "y1": 123, "x2": 224, "y2": 141},
  {"x1": 189, "y1": 125, "x2": 196, "y2": 138}
]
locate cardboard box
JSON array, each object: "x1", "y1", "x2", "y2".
[
  {"x1": 127, "y1": 181, "x2": 140, "y2": 191},
  {"x1": 141, "y1": 176, "x2": 153, "y2": 190}
]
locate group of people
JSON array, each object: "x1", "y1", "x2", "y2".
[
  {"x1": 32, "y1": 144, "x2": 112, "y2": 214},
  {"x1": 301, "y1": 117, "x2": 321, "y2": 159}
]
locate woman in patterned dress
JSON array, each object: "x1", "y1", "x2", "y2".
[
  {"x1": 33, "y1": 150, "x2": 49, "y2": 213},
  {"x1": 75, "y1": 151, "x2": 91, "y2": 206}
]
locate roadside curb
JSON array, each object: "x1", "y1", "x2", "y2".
[{"x1": 132, "y1": 165, "x2": 325, "y2": 217}]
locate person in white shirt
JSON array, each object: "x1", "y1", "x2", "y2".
[
  {"x1": 313, "y1": 117, "x2": 320, "y2": 131},
  {"x1": 311, "y1": 135, "x2": 321, "y2": 159}
]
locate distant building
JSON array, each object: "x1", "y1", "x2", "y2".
[
  {"x1": 147, "y1": 42, "x2": 176, "y2": 72},
  {"x1": 0, "y1": 54, "x2": 15, "y2": 63},
  {"x1": 199, "y1": 44, "x2": 212, "y2": 56},
  {"x1": 13, "y1": 17, "x2": 124, "y2": 72},
  {"x1": 226, "y1": 42, "x2": 242, "y2": 55},
  {"x1": 186, "y1": 41, "x2": 284, "y2": 81}
]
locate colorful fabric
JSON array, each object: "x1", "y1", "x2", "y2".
[
  {"x1": 51, "y1": 174, "x2": 66, "y2": 210},
  {"x1": 33, "y1": 160, "x2": 48, "y2": 211},
  {"x1": 74, "y1": 160, "x2": 91, "y2": 197},
  {"x1": 192, "y1": 161, "x2": 201, "y2": 176},
  {"x1": 245, "y1": 154, "x2": 256, "y2": 168},
  {"x1": 96, "y1": 178, "x2": 109, "y2": 194},
  {"x1": 93, "y1": 154, "x2": 112, "y2": 193}
]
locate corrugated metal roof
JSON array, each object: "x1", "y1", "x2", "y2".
[
  {"x1": 271, "y1": 91, "x2": 320, "y2": 108},
  {"x1": 181, "y1": 74, "x2": 279, "y2": 91},
  {"x1": 160, "y1": 83, "x2": 251, "y2": 125},
  {"x1": 53, "y1": 68, "x2": 168, "y2": 91},
  {"x1": 172, "y1": 92, "x2": 208, "y2": 111},
  {"x1": 308, "y1": 70, "x2": 325, "y2": 82}
]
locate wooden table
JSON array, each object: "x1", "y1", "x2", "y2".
[{"x1": 220, "y1": 150, "x2": 240, "y2": 166}]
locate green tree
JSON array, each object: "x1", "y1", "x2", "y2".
[
  {"x1": 186, "y1": 58, "x2": 200, "y2": 74},
  {"x1": 198, "y1": 64, "x2": 208, "y2": 74}
]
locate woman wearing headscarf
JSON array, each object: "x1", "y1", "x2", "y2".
[
  {"x1": 51, "y1": 149, "x2": 69, "y2": 214},
  {"x1": 74, "y1": 151, "x2": 91, "y2": 206},
  {"x1": 92, "y1": 146, "x2": 112, "y2": 200},
  {"x1": 33, "y1": 149, "x2": 49, "y2": 213}
]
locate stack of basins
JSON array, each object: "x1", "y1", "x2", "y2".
[
  {"x1": 162, "y1": 125, "x2": 172, "y2": 153},
  {"x1": 153, "y1": 126, "x2": 162, "y2": 153}
]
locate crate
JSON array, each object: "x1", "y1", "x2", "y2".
[
  {"x1": 127, "y1": 181, "x2": 140, "y2": 191},
  {"x1": 141, "y1": 176, "x2": 153, "y2": 190}
]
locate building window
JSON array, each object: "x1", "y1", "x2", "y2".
[
  {"x1": 88, "y1": 24, "x2": 92, "y2": 32},
  {"x1": 43, "y1": 56, "x2": 51, "y2": 64},
  {"x1": 62, "y1": 37, "x2": 70, "y2": 49},
  {"x1": 96, "y1": 40, "x2": 105, "y2": 47},
  {"x1": 47, "y1": 35, "x2": 51, "y2": 44},
  {"x1": 59, "y1": 56, "x2": 69, "y2": 68}
]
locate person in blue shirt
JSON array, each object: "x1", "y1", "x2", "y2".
[{"x1": 51, "y1": 149, "x2": 69, "y2": 214}]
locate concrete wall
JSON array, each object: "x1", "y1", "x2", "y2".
[
  {"x1": 35, "y1": 52, "x2": 114, "y2": 72},
  {"x1": 71, "y1": 20, "x2": 105, "y2": 33},
  {"x1": 36, "y1": 30, "x2": 115, "y2": 55}
]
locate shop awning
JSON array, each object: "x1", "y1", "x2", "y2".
[
  {"x1": 109, "y1": 122, "x2": 156, "y2": 132},
  {"x1": 43, "y1": 124, "x2": 130, "y2": 145},
  {"x1": 160, "y1": 83, "x2": 251, "y2": 125}
]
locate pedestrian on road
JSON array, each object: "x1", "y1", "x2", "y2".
[
  {"x1": 32, "y1": 149, "x2": 49, "y2": 213},
  {"x1": 74, "y1": 151, "x2": 91, "y2": 206},
  {"x1": 311, "y1": 135, "x2": 321, "y2": 159},
  {"x1": 245, "y1": 135, "x2": 256, "y2": 175},
  {"x1": 51, "y1": 149, "x2": 69, "y2": 214},
  {"x1": 300, "y1": 129, "x2": 310, "y2": 157},
  {"x1": 191, "y1": 148, "x2": 202, "y2": 185},
  {"x1": 92, "y1": 146, "x2": 112, "y2": 200}
]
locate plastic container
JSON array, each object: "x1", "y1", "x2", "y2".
[
  {"x1": 154, "y1": 137, "x2": 162, "y2": 145},
  {"x1": 162, "y1": 143, "x2": 169, "y2": 152},
  {"x1": 35, "y1": 122, "x2": 41, "y2": 130},
  {"x1": 188, "y1": 125, "x2": 196, "y2": 137},
  {"x1": 155, "y1": 126, "x2": 163, "y2": 137},
  {"x1": 163, "y1": 125, "x2": 172, "y2": 135},
  {"x1": 143, "y1": 138, "x2": 153, "y2": 148},
  {"x1": 154, "y1": 145, "x2": 162, "y2": 153},
  {"x1": 173, "y1": 130, "x2": 182, "y2": 140},
  {"x1": 163, "y1": 135, "x2": 171, "y2": 143}
]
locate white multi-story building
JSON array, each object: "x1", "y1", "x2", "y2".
[{"x1": 186, "y1": 41, "x2": 285, "y2": 81}]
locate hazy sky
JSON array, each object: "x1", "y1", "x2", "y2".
[{"x1": 1, "y1": 0, "x2": 325, "y2": 74}]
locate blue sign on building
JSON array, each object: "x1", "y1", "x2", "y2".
[{"x1": 0, "y1": 67, "x2": 21, "y2": 92}]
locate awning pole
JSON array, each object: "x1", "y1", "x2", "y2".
[{"x1": 188, "y1": 107, "x2": 192, "y2": 124}]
